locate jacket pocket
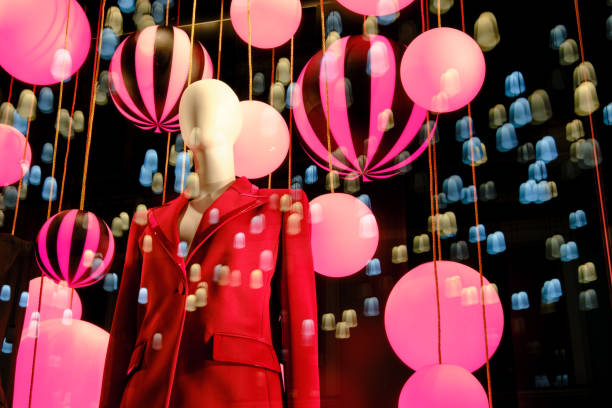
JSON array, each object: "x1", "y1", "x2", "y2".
[
  {"x1": 126, "y1": 341, "x2": 146, "y2": 377},
  {"x1": 212, "y1": 333, "x2": 281, "y2": 373}
]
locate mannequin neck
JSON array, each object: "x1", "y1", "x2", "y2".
[{"x1": 191, "y1": 143, "x2": 236, "y2": 202}]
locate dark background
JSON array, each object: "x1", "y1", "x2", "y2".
[{"x1": 2, "y1": 0, "x2": 612, "y2": 407}]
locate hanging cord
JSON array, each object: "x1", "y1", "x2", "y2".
[
  {"x1": 458, "y1": 0, "x2": 493, "y2": 406},
  {"x1": 46, "y1": 0, "x2": 73, "y2": 219},
  {"x1": 268, "y1": 47, "x2": 275, "y2": 189},
  {"x1": 162, "y1": 0, "x2": 182, "y2": 204},
  {"x1": 426, "y1": 115, "x2": 442, "y2": 364},
  {"x1": 573, "y1": 0, "x2": 612, "y2": 289},
  {"x1": 180, "y1": 0, "x2": 198, "y2": 194},
  {"x1": 58, "y1": 70, "x2": 81, "y2": 212},
  {"x1": 2, "y1": 77, "x2": 14, "y2": 122},
  {"x1": 422, "y1": 0, "x2": 443, "y2": 366},
  {"x1": 216, "y1": 0, "x2": 224, "y2": 80},
  {"x1": 247, "y1": 0, "x2": 253, "y2": 100},
  {"x1": 161, "y1": 0, "x2": 173, "y2": 204},
  {"x1": 79, "y1": 0, "x2": 107, "y2": 210},
  {"x1": 319, "y1": 0, "x2": 334, "y2": 192},
  {"x1": 11, "y1": 84, "x2": 37, "y2": 236},
  {"x1": 162, "y1": 132, "x2": 171, "y2": 204},
  {"x1": 287, "y1": 36, "x2": 294, "y2": 189},
  {"x1": 30, "y1": 3, "x2": 74, "y2": 405}
]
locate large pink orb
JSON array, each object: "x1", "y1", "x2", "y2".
[
  {"x1": 398, "y1": 364, "x2": 489, "y2": 408},
  {"x1": 24, "y1": 277, "x2": 83, "y2": 324},
  {"x1": 230, "y1": 0, "x2": 302, "y2": 49},
  {"x1": 310, "y1": 193, "x2": 379, "y2": 277},
  {"x1": 0, "y1": 0, "x2": 91, "y2": 85},
  {"x1": 400, "y1": 27, "x2": 485, "y2": 113},
  {"x1": 336, "y1": 0, "x2": 416, "y2": 16},
  {"x1": 13, "y1": 319, "x2": 109, "y2": 408},
  {"x1": 234, "y1": 100, "x2": 290, "y2": 179},
  {"x1": 0, "y1": 124, "x2": 31, "y2": 187},
  {"x1": 385, "y1": 261, "x2": 504, "y2": 372}
]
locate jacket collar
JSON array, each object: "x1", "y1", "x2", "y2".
[{"x1": 148, "y1": 177, "x2": 266, "y2": 261}]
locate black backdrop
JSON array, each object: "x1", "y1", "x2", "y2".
[{"x1": 2, "y1": 1, "x2": 612, "y2": 407}]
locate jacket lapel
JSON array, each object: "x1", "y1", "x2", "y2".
[{"x1": 148, "y1": 177, "x2": 266, "y2": 266}]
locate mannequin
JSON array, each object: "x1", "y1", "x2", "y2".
[
  {"x1": 100, "y1": 79, "x2": 320, "y2": 408},
  {"x1": 176, "y1": 79, "x2": 243, "y2": 249}
]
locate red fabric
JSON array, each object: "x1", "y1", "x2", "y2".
[{"x1": 100, "y1": 178, "x2": 319, "y2": 408}]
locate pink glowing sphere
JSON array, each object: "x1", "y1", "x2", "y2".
[
  {"x1": 24, "y1": 277, "x2": 83, "y2": 324},
  {"x1": 230, "y1": 0, "x2": 302, "y2": 49},
  {"x1": 385, "y1": 261, "x2": 504, "y2": 372},
  {"x1": 400, "y1": 28, "x2": 486, "y2": 113},
  {"x1": 234, "y1": 100, "x2": 290, "y2": 179},
  {"x1": 35, "y1": 210, "x2": 115, "y2": 289},
  {"x1": 293, "y1": 35, "x2": 431, "y2": 181},
  {"x1": 0, "y1": 0, "x2": 91, "y2": 85},
  {"x1": 0, "y1": 124, "x2": 31, "y2": 187},
  {"x1": 13, "y1": 319, "x2": 109, "y2": 408},
  {"x1": 310, "y1": 193, "x2": 379, "y2": 277},
  {"x1": 398, "y1": 364, "x2": 489, "y2": 408},
  {"x1": 336, "y1": 0, "x2": 416, "y2": 16}
]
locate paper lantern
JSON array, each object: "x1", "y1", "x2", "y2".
[
  {"x1": 384, "y1": 261, "x2": 504, "y2": 372},
  {"x1": 398, "y1": 364, "x2": 489, "y2": 408},
  {"x1": 35, "y1": 210, "x2": 115, "y2": 289},
  {"x1": 233, "y1": 100, "x2": 290, "y2": 179},
  {"x1": 400, "y1": 27, "x2": 486, "y2": 112},
  {"x1": 0, "y1": 124, "x2": 31, "y2": 187},
  {"x1": 230, "y1": 0, "x2": 302, "y2": 49},
  {"x1": 13, "y1": 319, "x2": 109, "y2": 408},
  {"x1": 0, "y1": 0, "x2": 90, "y2": 85},
  {"x1": 336, "y1": 0, "x2": 415, "y2": 16},
  {"x1": 310, "y1": 193, "x2": 379, "y2": 278},
  {"x1": 293, "y1": 35, "x2": 431, "y2": 181},
  {"x1": 109, "y1": 25, "x2": 213, "y2": 133},
  {"x1": 24, "y1": 276, "x2": 83, "y2": 323}
]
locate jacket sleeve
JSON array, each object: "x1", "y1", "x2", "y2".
[
  {"x1": 281, "y1": 190, "x2": 320, "y2": 408},
  {"x1": 100, "y1": 220, "x2": 144, "y2": 408}
]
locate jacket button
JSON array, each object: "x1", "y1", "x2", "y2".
[{"x1": 177, "y1": 281, "x2": 185, "y2": 295}]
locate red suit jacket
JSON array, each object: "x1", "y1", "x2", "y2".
[{"x1": 100, "y1": 178, "x2": 320, "y2": 408}]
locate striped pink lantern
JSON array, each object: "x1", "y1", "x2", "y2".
[
  {"x1": 293, "y1": 35, "x2": 434, "y2": 180},
  {"x1": 35, "y1": 210, "x2": 115, "y2": 289},
  {"x1": 109, "y1": 25, "x2": 213, "y2": 133}
]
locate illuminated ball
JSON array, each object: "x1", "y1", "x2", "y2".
[
  {"x1": 25, "y1": 277, "x2": 83, "y2": 323},
  {"x1": 234, "y1": 100, "x2": 290, "y2": 179},
  {"x1": 336, "y1": 0, "x2": 415, "y2": 16},
  {"x1": 230, "y1": 0, "x2": 302, "y2": 49},
  {"x1": 0, "y1": 0, "x2": 91, "y2": 85},
  {"x1": 398, "y1": 364, "x2": 489, "y2": 408},
  {"x1": 310, "y1": 193, "x2": 379, "y2": 277},
  {"x1": 13, "y1": 319, "x2": 109, "y2": 408},
  {"x1": 385, "y1": 261, "x2": 504, "y2": 372},
  {"x1": 400, "y1": 27, "x2": 486, "y2": 113},
  {"x1": 35, "y1": 210, "x2": 115, "y2": 289},
  {"x1": 0, "y1": 124, "x2": 31, "y2": 186}
]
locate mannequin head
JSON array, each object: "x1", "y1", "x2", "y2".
[{"x1": 179, "y1": 79, "x2": 243, "y2": 152}]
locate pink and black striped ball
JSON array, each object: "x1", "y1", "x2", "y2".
[
  {"x1": 109, "y1": 25, "x2": 214, "y2": 133},
  {"x1": 293, "y1": 35, "x2": 431, "y2": 180},
  {"x1": 35, "y1": 210, "x2": 115, "y2": 289}
]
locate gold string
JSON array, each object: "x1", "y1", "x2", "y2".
[
  {"x1": 58, "y1": 70, "x2": 81, "y2": 212},
  {"x1": 319, "y1": 0, "x2": 334, "y2": 192},
  {"x1": 287, "y1": 36, "x2": 294, "y2": 189},
  {"x1": 11, "y1": 85, "x2": 36, "y2": 236},
  {"x1": 216, "y1": 0, "x2": 224, "y2": 80},
  {"x1": 47, "y1": 0, "x2": 72, "y2": 219},
  {"x1": 79, "y1": 0, "x2": 108, "y2": 210}
]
